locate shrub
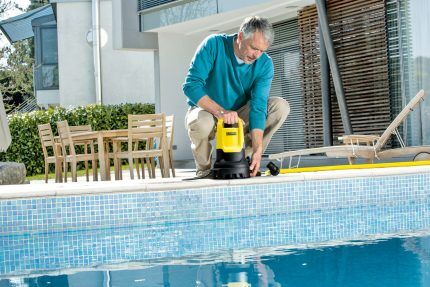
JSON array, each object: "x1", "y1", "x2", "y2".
[{"x1": 0, "y1": 103, "x2": 155, "y2": 176}]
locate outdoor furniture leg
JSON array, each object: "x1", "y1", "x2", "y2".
[
  {"x1": 71, "y1": 159, "x2": 77, "y2": 182},
  {"x1": 113, "y1": 141, "x2": 120, "y2": 180},
  {"x1": 84, "y1": 144, "x2": 89, "y2": 181},
  {"x1": 55, "y1": 144, "x2": 63, "y2": 183},
  {"x1": 159, "y1": 157, "x2": 165, "y2": 178},
  {"x1": 44, "y1": 161, "x2": 49, "y2": 183},
  {"x1": 161, "y1": 138, "x2": 170, "y2": 178},
  {"x1": 104, "y1": 141, "x2": 110, "y2": 181},
  {"x1": 54, "y1": 160, "x2": 59, "y2": 183},
  {"x1": 90, "y1": 142, "x2": 98, "y2": 181},
  {"x1": 169, "y1": 149, "x2": 175, "y2": 177},
  {"x1": 128, "y1": 152, "x2": 134, "y2": 180},
  {"x1": 135, "y1": 158, "x2": 141, "y2": 179},
  {"x1": 146, "y1": 158, "x2": 152, "y2": 178},
  {"x1": 150, "y1": 158, "x2": 156, "y2": 178},
  {"x1": 63, "y1": 159, "x2": 68, "y2": 182},
  {"x1": 143, "y1": 159, "x2": 148, "y2": 178},
  {"x1": 133, "y1": 142, "x2": 141, "y2": 179},
  {"x1": 97, "y1": 133, "x2": 106, "y2": 181}
]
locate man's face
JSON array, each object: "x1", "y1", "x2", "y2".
[{"x1": 236, "y1": 31, "x2": 270, "y2": 64}]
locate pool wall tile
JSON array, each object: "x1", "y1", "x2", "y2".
[{"x1": 0, "y1": 172, "x2": 430, "y2": 237}]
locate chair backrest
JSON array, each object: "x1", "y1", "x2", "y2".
[
  {"x1": 166, "y1": 115, "x2": 174, "y2": 150},
  {"x1": 37, "y1": 123, "x2": 59, "y2": 158},
  {"x1": 375, "y1": 89, "x2": 426, "y2": 150},
  {"x1": 69, "y1": 125, "x2": 92, "y2": 133},
  {"x1": 57, "y1": 120, "x2": 76, "y2": 155},
  {"x1": 128, "y1": 113, "x2": 167, "y2": 150}
]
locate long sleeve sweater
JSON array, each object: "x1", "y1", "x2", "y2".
[{"x1": 182, "y1": 34, "x2": 274, "y2": 131}]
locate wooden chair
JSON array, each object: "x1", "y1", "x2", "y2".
[
  {"x1": 141, "y1": 115, "x2": 175, "y2": 178},
  {"x1": 57, "y1": 120, "x2": 98, "y2": 182},
  {"x1": 134, "y1": 138, "x2": 156, "y2": 179},
  {"x1": 113, "y1": 113, "x2": 170, "y2": 180},
  {"x1": 111, "y1": 133, "x2": 154, "y2": 180},
  {"x1": 69, "y1": 125, "x2": 96, "y2": 181},
  {"x1": 37, "y1": 123, "x2": 63, "y2": 183}
]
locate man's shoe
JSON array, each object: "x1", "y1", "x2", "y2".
[
  {"x1": 195, "y1": 170, "x2": 214, "y2": 179},
  {"x1": 183, "y1": 170, "x2": 214, "y2": 181}
]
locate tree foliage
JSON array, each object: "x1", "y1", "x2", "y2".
[
  {"x1": 0, "y1": 0, "x2": 13, "y2": 15},
  {"x1": 0, "y1": 40, "x2": 34, "y2": 111},
  {"x1": 28, "y1": 0, "x2": 49, "y2": 11},
  {"x1": 0, "y1": 0, "x2": 49, "y2": 112}
]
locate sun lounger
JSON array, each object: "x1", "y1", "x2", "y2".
[{"x1": 269, "y1": 89, "x2": 428, "y2": 166}]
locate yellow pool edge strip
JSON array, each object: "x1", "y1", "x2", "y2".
[{"x1": 265, "y1": 160, "x2": 430, "y2": 175}]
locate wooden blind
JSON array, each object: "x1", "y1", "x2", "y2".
[{"x1": 298, "y1": 0, "x2": 391, "y2": 147}]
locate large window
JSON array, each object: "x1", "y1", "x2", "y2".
[
  {"x1": 387, "y1": 0, "x2": 430, "y2": 146},
  {"x1": 35, "y1": 25, "x2": 59, "y2": 90},
  {"x1": 41, "y1": 28, "x2": 58, "y2": 64},
  {"x1": 410, "y1": 0, "x2": 430, "y2": 145}
]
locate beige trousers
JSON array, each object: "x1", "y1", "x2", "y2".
[{"x1": 185, "y1": 97, "x2": 290, "y2": 176}]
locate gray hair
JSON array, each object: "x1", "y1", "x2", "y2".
[{"x1": 239, "y1": 16, "x2": 274, "y2": 46}]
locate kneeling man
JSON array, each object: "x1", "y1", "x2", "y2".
[{"x1": 183, "y1": 16, "x2": 290, "y2": 178}]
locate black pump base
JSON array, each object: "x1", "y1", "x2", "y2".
[{"x1": 212, "y1": 149, "x2": 250, "y2": 180}]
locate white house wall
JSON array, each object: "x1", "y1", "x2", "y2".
[
  {"x1": 157, "y1": 32, "x2": 209, "y2": 161},
  {"x1": 57, "y1": 1, "x2": 95, "y2": 107},
  {"x1": 56, "y1": 0, "x2": 155, "y2": 107},
  {"x1": 100, "y1": 1, "x2": 155, "y2": 105}
]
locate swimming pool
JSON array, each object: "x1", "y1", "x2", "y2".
[
  {"x1": 1, "y1": 166, "x2": 430, "y2": 285},
  {"x1": 1, "y1": 233, "x2": 430, "y2": 286}
]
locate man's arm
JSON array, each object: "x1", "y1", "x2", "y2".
[
  {"x1": 249, "y1": 129, "x2": 263, "y2": 177},
  {"x1": 182, "y1": 36, "x2": 216, "y2": 106}
]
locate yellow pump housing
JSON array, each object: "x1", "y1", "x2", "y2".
[
  {"x1": 215, "y1": 119, "x2": 244, "y2": 153},
  {"x1": 212, "y1": 118, "x2": 250, "y2": 179}
]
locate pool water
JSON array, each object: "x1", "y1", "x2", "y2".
[{"x1": 1, "y1": 233, "x2": 430, "y2": 287}]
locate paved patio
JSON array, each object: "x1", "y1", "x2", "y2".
[{"x1": 0, "y1": 164, "x2": 426, "y2": 200}]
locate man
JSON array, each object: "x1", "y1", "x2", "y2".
[{"x1": 183, "y1": 16, "x2": 290, "y2": 178}]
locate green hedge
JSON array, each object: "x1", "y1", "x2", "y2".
[{"x1": 0, "y1": 103, "x2": 155, "y2": 176}]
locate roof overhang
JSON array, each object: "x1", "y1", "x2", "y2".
[
  {"x1": 141, "y1": 0, "x2": 315, "y2": 35},
  {"x1": 0, "y1": 5, "x2": 54, "y2": 43}
]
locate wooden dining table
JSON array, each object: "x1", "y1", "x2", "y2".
[{"x1": 69, "y1": 129, "x2": 128, "y2": 181}]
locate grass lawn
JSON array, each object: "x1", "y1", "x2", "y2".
[{"x1": 27, "y1": 164, "x2": 134, "y2": 181}]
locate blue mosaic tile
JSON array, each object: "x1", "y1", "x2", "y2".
[
  {"x1": 0, "y1": 173, "x2": 430, "y2": 236},
  {"x1": 1, "y1": 172, "x2": 430, "y2": 277}
]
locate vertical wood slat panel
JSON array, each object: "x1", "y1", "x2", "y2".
[{"x1": 298, "y1": 0, "x2": 391, "y2": 148}]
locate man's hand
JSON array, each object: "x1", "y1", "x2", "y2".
[
  {"x1": 216, "y1": 110, "x2": 239, "y2": 124},
  {"x1": 249, "y1": 149, "x2": 262, "y2": 177},
  {"x1": 196, "y1": 96, "x2": 239, "y2": 123}
]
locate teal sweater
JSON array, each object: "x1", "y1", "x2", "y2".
[{"x1": 182, "y1": 34, "x2": 274, "y2": 131}]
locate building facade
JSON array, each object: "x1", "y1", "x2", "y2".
[
  {"x1": 52, "y1": 0, "x2": 156, "y2": 107},
  {"x1": 135, "y1": 0, "x2": 430, "y2": 161}
]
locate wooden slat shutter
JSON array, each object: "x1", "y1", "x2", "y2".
[{"x1": 298, "y1": 0, "x2": 392, "y2": 147}]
